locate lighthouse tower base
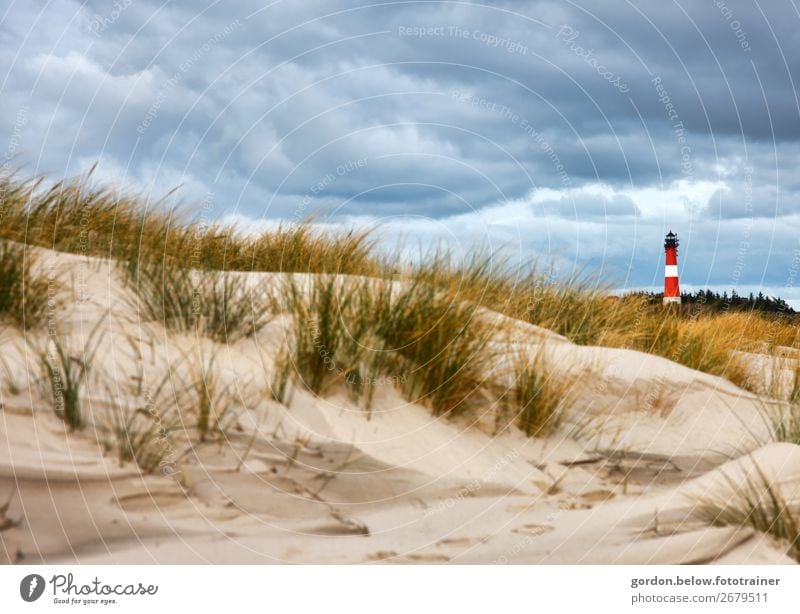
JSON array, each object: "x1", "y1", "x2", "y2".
[{"x1": 663, "y1": 296, "x2": 681, "y2": 305}]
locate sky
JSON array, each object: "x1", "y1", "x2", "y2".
[{"x1": 2, "y1": 0, "x2": 800, "y2": 304}]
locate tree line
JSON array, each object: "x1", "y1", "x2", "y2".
[{"x1": 631, "y1": 289, "x2": 796, "y2": 314}]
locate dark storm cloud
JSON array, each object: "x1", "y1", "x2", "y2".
[{"x1": 1, "y1": 0, "x2": 799, "y2": 301}]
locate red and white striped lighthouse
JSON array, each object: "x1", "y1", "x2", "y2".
[{"x1": 663, "y1": 230, "x2": 681, "y2": 305}]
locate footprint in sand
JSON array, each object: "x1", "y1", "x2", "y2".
[
  {"x1": 368, "y1": 551, "x2": 450, "y2": 563},
  {"x1": 512, "y1": 523, "x2": 555, "y2": 536},
  {"x1": 558, "y1": 499, "x2": 593, "y2": 510},
  {"x1": 366, "y1": 550, "x2": 399, "y2": 561},
  {"x1": 405, "y1": 553, "x2": 451, "y2": 562},
  {"x1": 580, "y1": 489, "x2": 616, "y2": 503}
]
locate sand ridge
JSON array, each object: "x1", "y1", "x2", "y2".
[{"x1": 1, "y1": 248, "x2": 797, "y2": 564}]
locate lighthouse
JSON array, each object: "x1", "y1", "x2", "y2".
[{"x1": 663, "y1": 230, "x2": 681, "y2": 305}]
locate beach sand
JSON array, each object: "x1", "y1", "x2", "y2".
[{"x1": 1, "y1": 248, "x2": 797, "y2": 564}]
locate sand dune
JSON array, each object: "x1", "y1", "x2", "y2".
[{"x1": 1, "y1": 248, "x2": 797, "y2": 564}]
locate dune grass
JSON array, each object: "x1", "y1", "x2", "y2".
[
  {"x1": 509, "y1": 349, "x2": 576, "y2": 437},
  {"x1": 753, "y1": 388, "x2": 800, "y2": 448},
  {"x1": 241, "y1": 224, "x2": 379, "y2": 275},
  {"x1": 273, "y1": 273, "x2": 498, "y2": 416},
  {"x1": 766, "y1": 404, "x2": 800, "y2": 446},
  {"x1": 0, "y1": 351, "x2": 24, "y2": 397},
  {"x1": 100, "y1": 341, "x2": 241, "y2": 471},
  {"x1": 103, "y1": 345, "x2": 242, "y2": 476},
  {"x1": 0, "y1": 169, "x2": 380, "y2": 275},
  {"x1": 409, "y1": 247, "x2": 775, "y2": 390},
  {"x1": 759, "y1": 356, "x2": 800, "y2": 403},
  {"x1": 272, "y1": 275, "x2": 372, "y2": 398},
  {"x1": 407, "y1": 249, "x2": 762, "y2": 387},
  {"x1": 37, "y1": 325, "x2": 104, "y2": 430},
  {"x1": 0, "y1": 168, "x2": 172, "y2": 261},
  {"x1": 696, "y1": 466, "x2": 800, "y2": 562},
  {"x1": 181, "y1": 348, "x2": 240, "y2": 443},
  {"x1": 411, "y1": 251, "x2": 646, "y2": 346},
  {"x1": 123, "y1": 260, "x2": 274, "y2": 343},
  {"x1": 522, "y1": 279, "x2": 645, "y2": 347},
  {"x1": 632, "y1": 310, "x2": 752, "y2": 388},
  {"x1": 102, "y1": 373, "x2": 182, "y2": 474},
  {"x1": 269, "y1": 348, "x2": 294, "y2": 406},
  {"x1": 4, "y1": 167, "x2": 798, "y2": 397},
  {"x1": 788, "y1": 360, "x2": 800, "y2": 405},
  {"x1": 0, "y1": 240, "x2": 54, "y2": 329},
  {"x1": 376, "y1": 277, "x2": 495, "y2": 416},
  {"x1": 410, "y1": 249, "x2": 528, "y2": 317}
]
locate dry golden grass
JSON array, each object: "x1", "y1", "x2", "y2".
[
  {"x1": 272, "y1": 274, "x2": 374, "y2": 399},
  {"x1": 629, "y1": 310, "x2": 752, "y2": 388},
  {"x1": 410, "y1": 248, "x2": 528, "y2": 316},
  {"x1": 100, "y1": 370, "x2": 182, "y2": 474},
  {"x1": 509, "y1": 349, "x2": 576, "y2": 437},
  {"x1": 415, "y1": 250, "x2": 784, "y2": 390},
  {"x1": 273, "y1": 273, "x2": 498, "y2": 416},
  {"x1": 761, "y1": 401, "x2": 800, "y2": 447},
  {"x1": 788, "y1": 361, "x2": 800, "y2": 405},
  {"x1": 696, "y1": 465, "x2": 800, "y2": 562},
  {"x1": 123, "y1": 259, "x2": 273, "y2": 343},
  {"x1": 0, "y1": 169, "x2": 379, "y2": 276},
  {"x1": 100, "y1": 343, "x2": 240, "y2": 471},
  {"x1": 35, "y1": 323, "x2": 105, "y2": 431},
  {"x1": 241, "y1": 224, "x2": 379, "y2": 275},
  {"x1": 0, "y1": 240, "x2": 54, "y2": 329},
  {"x1": 376, "y1": 277, "x2": 497, "y2": 416},
  {"x1": 411, "y1": 252, "x2": 656, "y2": 348},
  {"x1": 0, "y1": 168, "x2": 174, "y2": 261},
  {"x1": 3, "y1": 167, "x2": 798, "y2": 399}
]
